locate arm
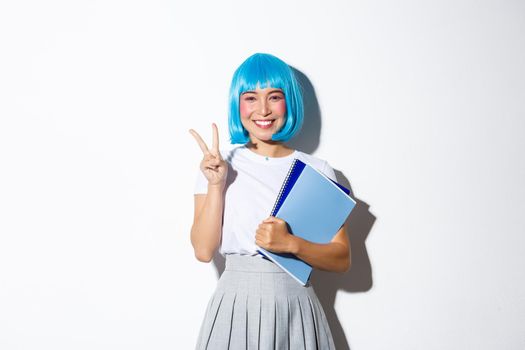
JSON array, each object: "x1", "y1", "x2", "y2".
[
  {"x1": 191, "y1": 185, "x2": 225, "y2": 262},
  {"x1": 255, "y1": 217, "x2": 351, "y2": 273},
  {"x1": 189, "y1": 124, "x2": 228, "y2": 263},
  {"x1": 289, "y1": 225, "x2": 351, "y2": 273}
]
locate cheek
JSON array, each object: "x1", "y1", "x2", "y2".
[
  {"x1": 274, "y1": 100, "x2": 287, "y2": 116},
  {"x1": 239, "y1": 100, "x2": 251, "y2": 118}
]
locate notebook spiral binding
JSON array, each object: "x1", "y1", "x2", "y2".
[{"x1": 270, "y1": 158, "x2": 298, "y2": 216}]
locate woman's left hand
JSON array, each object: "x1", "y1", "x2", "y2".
[{"x1": 255, "y1": 216, "x2": 295, "y2": 253}]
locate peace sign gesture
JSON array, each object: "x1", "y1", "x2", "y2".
[{"x1": 189, "y1": 123, "x2": 228, "y2": 188}]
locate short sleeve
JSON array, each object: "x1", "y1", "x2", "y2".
[
  {"x1": 194, "y1": 168, "x2": 208, "y2": 194},
  {"x1": 322, "y1": 160, "x2": 337, "y2": 182}
]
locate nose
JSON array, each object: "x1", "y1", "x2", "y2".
[{"x1": 258, "y1": 100, "x2": 271, "y2": 117}]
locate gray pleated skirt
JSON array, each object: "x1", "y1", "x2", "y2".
[{"x1": 195, "y1": 254, "x2": 335, "y2": 350}]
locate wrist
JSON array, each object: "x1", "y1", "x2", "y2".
[
  {"x1": 288, "y1": 235, "x2": 302, "y2": 255},
  {"x1": 207, "y1": 183, "x2": 225, "y2": 192}
]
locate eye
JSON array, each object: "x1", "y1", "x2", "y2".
[
  {"x1": 242, "y1": 95, "x2": 257, "y2": 102},
  {"x1": 269, "y1": 94, "x2": 284, "y2": 101}
]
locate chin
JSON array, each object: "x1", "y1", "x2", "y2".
[{"x1": 251, "y1": 134, "x2": 275, "y2": 143}]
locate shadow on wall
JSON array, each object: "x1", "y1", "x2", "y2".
[{"x1": 211, "y1": 68, "x2": 376, "y2": 350}]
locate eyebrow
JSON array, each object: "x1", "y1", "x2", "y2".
[{"x1": 241, "y1": 89, "x2": 284, "y2": 95}]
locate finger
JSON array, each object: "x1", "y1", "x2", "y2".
[
  {"x1": 203, "y1": 159, "x2": 219, "y2": 168},
  {"x1": 203, "y1": 158, "x2": 221, "y2": 170},
  {"x1": 203, "y1": 153, "x2": 218, "y2": 161},
  {"x1": 272, "y1": 217, "x2": 286, "y2": 225},
  {"x1": 189, "y1": 129, "x2": 210, "y2": 155},
  {"x1": 257, "y1": 227, "x2": 269, "y2": 236},
  {"x1": 203, "y1": 164, "x2": 219, "y2": 171},
  {"x1": 263, "y1": 216, "x2": 277, "y2": 223},
  {"x1": 258, "y1": 223, "x2": 269, "y2": 230},
  {"x1": 211, "y1": 123, "x2": 220, "y2": 155},
  {"x1": 208, "y1": 158, "x2": 221, "y2": 167}
]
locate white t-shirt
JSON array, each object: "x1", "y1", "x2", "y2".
[{"x1": 194, "y1": 145, "x2": 337, "y2": 257}]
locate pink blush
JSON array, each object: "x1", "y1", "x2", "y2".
[
  {"x1": 239, "y1": 101, "x2": 250, "y2": 117},
  {"x1": 273, "y1": 100, "x2": 286, "y2": 115}
]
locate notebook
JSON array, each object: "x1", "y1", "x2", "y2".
[{"x1": 257, "y1": 159, "x2": 356, "y2": 285}]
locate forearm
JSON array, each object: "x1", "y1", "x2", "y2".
[
  {"x1": 289, "y1": 236, "x2": 350, "y2": 273},
  {"x1": 190, "y1": 185, "x2": 224, "y2": 262}
]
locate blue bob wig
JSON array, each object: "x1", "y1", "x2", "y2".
[{"x1": 228, "y1": 53, "x2": 304, "y2": 144}]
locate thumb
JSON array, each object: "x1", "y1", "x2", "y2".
[{"x1": 263, "y1": 216, "x2": 279, "y2": 224}]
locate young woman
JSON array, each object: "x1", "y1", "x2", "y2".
[{"x1": 189, "y1": 53, "x2": 351, "y2": 349}]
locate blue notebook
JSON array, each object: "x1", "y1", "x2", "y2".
[{"x1": 257, "y1": 159, "x2": 356, "y2": 285}]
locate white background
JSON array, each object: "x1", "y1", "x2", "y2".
[{"x1": 1, "y1": 1, "x2": 524, "y2": 349}]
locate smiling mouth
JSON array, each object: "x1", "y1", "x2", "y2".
[{"x1": 253, "y1": 120, "x2": 274, "y2": 129}]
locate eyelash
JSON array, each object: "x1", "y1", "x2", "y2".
[{"x1": 243, "y1": 95, "x2": 283, "y2": 102}]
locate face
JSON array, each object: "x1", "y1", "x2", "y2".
[{"x1": 239, "y1": 86, "x2": 287, "y2": 143}]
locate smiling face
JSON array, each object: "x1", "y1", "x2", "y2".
[{"x1": 239, "y1": 86, "x2": 287, "y2": 144}]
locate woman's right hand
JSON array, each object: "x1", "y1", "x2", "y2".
[{"x1": 189, "y1": 123, "x2": 228, "y2": 188}]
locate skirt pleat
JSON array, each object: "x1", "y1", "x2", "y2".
[
  {"x1": 228, "y1": 293, "x2": 247, "y2": 349},
  {"x1": 288, "y1": 296, "x2": 306, "y2": 350},
  {"x1": 308, "y1": 294, "x2": 333, "y2": 349},
  {"x1": 259, "y1": 295, "x2": 275, "y2": 349},
  {"x1": 274, "y1": 297, "x2": 289, "y2": 350},
  {"x1": 246, "y1": 295, "x2": 261, "y2": 350},
  {"x1": 208, "y1": 292, "x2": 237, "y2": 347},
  {"x1": 299, "y1": 295, "x2": 318, "y2": 350},
  {"x1": 197, "y1": 291, "x2": 225, "y2": 349},
  {"x1": 195, "y1": 254, "x2": 335, "y2": 350}
]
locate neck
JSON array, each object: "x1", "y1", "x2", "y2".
[{"x1": 246, "y1": 140, "x2": 294, "y2": 158}]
